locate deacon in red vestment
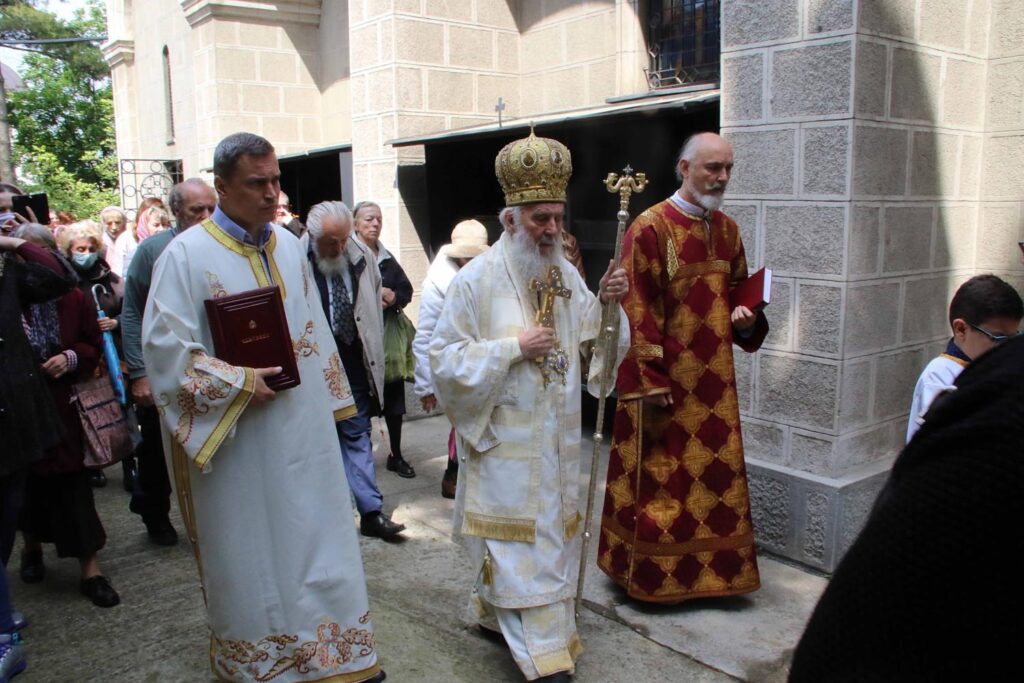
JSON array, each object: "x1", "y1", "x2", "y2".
[{"x1": 598, "y1": 132, "x2": 769, "y2": 604}]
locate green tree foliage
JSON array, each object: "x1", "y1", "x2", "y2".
[{"x1": 1, "y1": 0, "x2": 117, "y2": 217}]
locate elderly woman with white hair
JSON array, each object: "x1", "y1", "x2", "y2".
[{"x1": 98, "y1": 206, "x2": 127, "y2": 255}]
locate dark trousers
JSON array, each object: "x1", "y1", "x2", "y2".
[
  {"x1": 0, "y1": 569, "x2": 12, "y2": 632},
  {"x1": 128, "y1": 405, "x2": 172, "y2": 522},
  {"x1": 0, "y1": 470, "x2": 26, "y2": 566}
]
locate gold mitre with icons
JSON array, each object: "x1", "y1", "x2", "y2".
[{"x1": 495, "y1": 127, "x2": 573, "y2": 206}]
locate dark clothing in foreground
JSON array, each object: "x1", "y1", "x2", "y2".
[
  {"x1": 0, "y1": 243, "x2": 74, "y2": 475},
  {"x1": 790, "y1": 335, "x2": 1024, "y2": 682}
]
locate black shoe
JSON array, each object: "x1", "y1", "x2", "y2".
[
  {"x1": 80, "y1": 575, "x2": 120, "y2": 608},
  {"x1": 366, "y1": 670, "x2": 387, "y2": 682},
  {"x1": 122, "y1": 456, "x2": 138, "y2": 492},
  {"x1": 360, "y1": 512, "x2": 405, "y2": 539},
  {"x1": 19, "y1": 550, "x2": 44, "y2": 584},
  {"x1": 386, "y1": 454, "x2": 416, "y2": 478},
  {"x1": 144, "y1": 516, "x2": 179, "y2": 546},
  {"x1": 88, "y1": 470, "x2": 107, "y2": 488},
  {"x1": 441, "y1": 468, "x2": 457, "y2": 499}
]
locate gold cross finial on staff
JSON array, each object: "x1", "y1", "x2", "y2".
[{"x1": 604, "y1": 165, "x2": 648, "y2": 217}]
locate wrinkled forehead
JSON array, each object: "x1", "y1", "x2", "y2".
[{"x1": 522, "y1": 202, "x2": 565, "y2": 221}]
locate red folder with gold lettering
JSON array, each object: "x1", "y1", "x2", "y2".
[{"x1": 204, "y1": 286, "x2": 300, "y2": 391}]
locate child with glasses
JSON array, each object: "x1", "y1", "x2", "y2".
[{"x1": 906, "y1": 274, "x2": 1023, "y2": 441}]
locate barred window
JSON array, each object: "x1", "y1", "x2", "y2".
[{"x1": 645, "y1": 0, "x2": 720, "y2": 90}]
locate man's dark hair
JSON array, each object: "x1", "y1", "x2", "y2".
[
  {"x1": 213, "y1": 132, "x2": 274, "y2": 179},
  {"x1": 169, "y1": 178, "x2": 211, "y2": 217},
  {"x1": 949, "y1": 274, "x2": 1024, "y2": 327}
]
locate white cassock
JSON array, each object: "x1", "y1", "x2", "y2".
[
  {"x1": 429, "y1": 231, "x2": 628, "y2": 680},
  {"x1": 143, "y1": 218, "x2": 381, "y2": 683}
]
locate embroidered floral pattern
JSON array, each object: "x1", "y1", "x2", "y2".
[
  {"x1": 174, "y1": 350, "x2": 241, "y2": 444},
  {"x1": 214, "y1": 615, "x2": 375, "y2": 682},
  {"x1": 292, "y1": 320, "x2": 320, "y2": 361},
  {"x1": 323, "y1": 351, "x2": 348, "y2": 400},
  {"x1": 206, "y1": 271, "x2": 228, "y2": 299}
]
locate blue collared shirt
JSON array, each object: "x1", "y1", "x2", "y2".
[
  {"x1": 210, "y1": 205, "x2": 275, "y2": 282},
  {"x1": 211, "y1": 205, "x2": 272, "y2": 247}
]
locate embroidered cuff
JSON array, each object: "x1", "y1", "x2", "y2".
[{"x1": 62, "y1": 349, "x2": 78, "y2": 373}]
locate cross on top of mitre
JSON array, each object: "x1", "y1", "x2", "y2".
[{"x1": 530, "y1": 265, "x2": 572, "y2": 328}]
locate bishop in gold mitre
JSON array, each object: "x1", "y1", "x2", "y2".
[
  {"x1": 428, "y1": 129, "x2": 630, "y2": 681},
  {"x1": 598, "y1": 131, "x2": 769, "y2": 605}
]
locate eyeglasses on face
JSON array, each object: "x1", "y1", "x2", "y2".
[{"x1": 968, "y1": 322, "x2": 1022, "y2": 345}]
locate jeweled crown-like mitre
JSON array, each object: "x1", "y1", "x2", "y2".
[{"x1": 495, "y1": 128, "x2": 573, "y2": 206}]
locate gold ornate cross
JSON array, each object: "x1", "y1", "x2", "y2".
[
  {"x1": 530, "y1": 265, "x2": 572, "y2": 327},
  {"x1": 529, "y1": 265, "x2": 572, "y2": 387}
]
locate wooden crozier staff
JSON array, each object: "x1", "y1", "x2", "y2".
[{"x1": 575, "y1": 165, "x2": 646, "y2": 618}]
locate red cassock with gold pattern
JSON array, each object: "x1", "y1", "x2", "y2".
[{"x1": 598, "y1": 199, "x2": 768, "y2": 604}]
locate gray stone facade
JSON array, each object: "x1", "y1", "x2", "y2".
[{"x1": 722, "y1": 0, "x2": 1024, "y2": 571}]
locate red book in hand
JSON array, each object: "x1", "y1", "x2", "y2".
[
  {"x1": 729, "y1": 267, "x2": 772, "y2": 311},
  {"x1": 204, "y1": 286, "x2": 300, "y2": 391}
]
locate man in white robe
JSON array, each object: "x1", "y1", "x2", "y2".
[
  {"x1": 143, "y1": 132, "x2": 383, "y2": 683},
  {"x1": 430, "y1": 131, "x2": 630, "y2": 681}
]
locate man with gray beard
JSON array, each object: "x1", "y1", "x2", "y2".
[
  {"x1": 598, "y1": 131, "x2": 769, "y2": 605},
  {"x1": 429, "y1": 131, "x2": 629, "y2": 681},
  {"x1": 305, "y1": 200, "x2": 405, "y2": 539}
]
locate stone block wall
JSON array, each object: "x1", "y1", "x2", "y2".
[{"x1": 720, "y1": 0, "x2": 1022, "y2": 571}]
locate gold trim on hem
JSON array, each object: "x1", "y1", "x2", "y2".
[
  {"x1": 463, "y1": 512, "x2": 536, "y2": 542},
  {"x1": 533, "y1": 646, "x2": 578, "y2": 677},
  {"x1": 603, "y1": 515, "x2": 756, "y2": 556},
  {"x1": 194, "y1": 367, "x2": 256, "y2": 470},
  {"x1": 334, "y1": 404, "x2": 358, "y2": 422}
]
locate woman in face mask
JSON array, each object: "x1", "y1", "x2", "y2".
[{"x1": 61, "y1": 221, "x2": 124, "y2": 339}]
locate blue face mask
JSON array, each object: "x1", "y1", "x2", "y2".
[{"x1": 72, "y1": 251, "x2": 99, "y2": 271}]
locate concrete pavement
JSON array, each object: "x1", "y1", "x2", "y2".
[{"x1": 7, "y1": 414, "x2": 826, "y2": 682}]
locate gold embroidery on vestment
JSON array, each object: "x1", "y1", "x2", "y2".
[
  {"x1": 213, "y1": 617, "x2": 377, "y2": 683},
  {"x1": 684, "y1": 480, "x2": 718, "y2": 522}
]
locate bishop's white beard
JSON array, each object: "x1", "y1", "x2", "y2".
[
  {"x1": 507, "y1": 220, "x2": 564, "y2": 284},
  {"x1": 315, "y1": 248, "x2": 348, "y2": 278}
]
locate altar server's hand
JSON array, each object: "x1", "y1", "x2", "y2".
[
  {"x1": 599, "y1": 260, "x2": 628, "y2": 304},
  {"x1": 420, "y1": 394, "x2": 438, "y2": 412},
  {"x1": 518, "y1": 327, "x2": 555, "y2": 360},
  {"x1": 251, "y1": 366, "x2": 282, "y2": 406},
  {"x1": 731, "y1": 305, "x2": 757, "y2": 332}
]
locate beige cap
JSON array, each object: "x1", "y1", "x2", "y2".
[{"x1": 443, "y1": 219, "x2": 489, "y2": 259}]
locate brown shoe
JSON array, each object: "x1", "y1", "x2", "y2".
[{"x1": 441, "y1": 469, "x2": 457, "y2": 499}]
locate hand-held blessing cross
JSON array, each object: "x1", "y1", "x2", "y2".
[{"x1": 529, "y1": 265, "x2": 572, "y2": 387}]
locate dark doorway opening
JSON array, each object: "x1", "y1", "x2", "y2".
[
  {"x1": 278, "y1": 148, "x2": 353, "y2": 223},
  {"x1": 420, "y1": 101, "x2": 718, "y2": 292}
]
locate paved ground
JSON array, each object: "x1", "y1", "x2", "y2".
[{"x1": 8, "y1": 414, "x2": 826, "y2": 682}]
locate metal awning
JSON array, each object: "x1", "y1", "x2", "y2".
[
  {"x1": 387, "y1": 85, "x2": 719, "y2": 148},
  {"x1": 277, "y1": 142, "x2": 352, "y2": 161}
]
